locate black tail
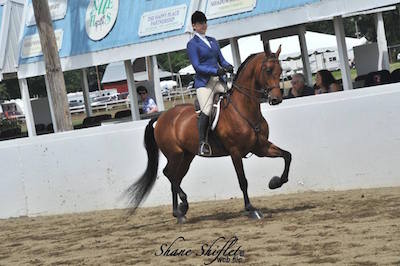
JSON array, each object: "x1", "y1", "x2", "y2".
[{"x1": 126, "y1": 117, "x2": 159, "y2": 214}]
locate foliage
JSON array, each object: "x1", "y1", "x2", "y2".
[
  {"x1": 0, "y1": 83, "x2": 10, "y2": 100},
  {"x1": 3, "y1": 79, "x2": 21, "y2": 99},
  {"x1": 0, "y1": 118, "x2": 21, "y2": 131},
  {"x1": 64, "y1": 70, "x2": 82, "y2": 93},
  {"x1": 0, "y1": 65, "x2": 107, "y2": 100},
  {"x1": 157, "y1": 50, "x2": 190, "y2": 73}
]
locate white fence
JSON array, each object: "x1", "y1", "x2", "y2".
[
  {"x1": 70, "y1": 99, "x2": 130, "y2": 114},
  {"x1": 0, "y1": 84, "x2": 399, "y2": 219}
]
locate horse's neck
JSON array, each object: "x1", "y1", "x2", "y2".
[{"x1": 230, "y1": 77, "x2": 261, "y2": 118}]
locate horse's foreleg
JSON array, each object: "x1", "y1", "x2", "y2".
[
  {"x1": 255, "y1": 141, "x2": 292, "y2": 189},
  {"x1": 231, "y1": 154, "x2": 263, "y2": 219}
]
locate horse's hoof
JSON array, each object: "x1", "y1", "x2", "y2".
[
  {"x1": 269, "y1": 176, "x2": 282, "y2": 190},
  {"x1": 248, "y1": 210, "x2": 264, "y2": 220},
  {"x1": 177, "y1": 216, "x2": 187, "y2": 224},
  {"x1": 178, "y1": 202, "x2": 188, "y2": 216}
]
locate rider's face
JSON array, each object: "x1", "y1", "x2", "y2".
[{"x1": 193, "y1": 21, "x2": 207, "y2": 35}]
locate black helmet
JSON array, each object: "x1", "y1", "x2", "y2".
[{"x1": 191, "y1": 11, "x2": 207, "y2": 24}]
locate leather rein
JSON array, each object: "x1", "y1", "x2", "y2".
[{"x1": 224, "y1": 54, "x2": 280, "y2": 135}]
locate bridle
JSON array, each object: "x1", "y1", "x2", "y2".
[
  {"x1": 231, "y1": 53, "x2": 281, "y2": 104},
  {"x1": 222, "y1": 53, "x2": 282, "y2": 138}
]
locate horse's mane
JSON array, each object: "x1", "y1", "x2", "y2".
[{"x1": 234, "y1": 53, "x2": 258, "y2": 82}]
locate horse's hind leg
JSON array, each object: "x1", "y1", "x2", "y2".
[
  {"x1": 163, "y1": 152, "x2": 194, "y2": 223},
  {"x1": 254, "y1": 141, "x2": 292, "y2": 190}
]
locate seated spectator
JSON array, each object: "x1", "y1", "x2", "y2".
[
  {"x1": 314, "y1": 69, "x2": 342, "y2": 94},
  {"x1": 365, "y1": 70, "x2": 391, "y2": 87},
  {"x1": 137, "y1": 86, "x2": 158, "y2": 114},
  {"x1": 285, "y1": 73, "x2": 314, "y2": 99},
  {"x1": 391, "y1": 69, "x2": 400, "y2": 83}
]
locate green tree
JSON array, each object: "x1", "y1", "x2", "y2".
[
  {"x1": 0, "y1": 83, "x2": 10, "y2": 100},
  {"x1": 157, "y1": 50, "x2": 190, "y2": 73},
  {"x1": 3, "y1": 79, "x2": 22, "y2": 99}
]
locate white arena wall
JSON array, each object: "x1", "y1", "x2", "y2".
[{"x1": 0, "y1": 84, "x2": 399, "y2": 219}]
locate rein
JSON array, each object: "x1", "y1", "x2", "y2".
[
  {"x1": 225, "y1": 94, "x2": 262, "y2": 134},
  {"x1": 223, "y1": 53, "x2": 279, "y2": 138}
]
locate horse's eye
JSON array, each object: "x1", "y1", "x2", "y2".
[{"x1": 265, "y1": 68, "x2": 273, "y2": 74}]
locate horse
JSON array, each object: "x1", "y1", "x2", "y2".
[{"x1": 126, "y1": 44, "x2": 292, "y2": 223}]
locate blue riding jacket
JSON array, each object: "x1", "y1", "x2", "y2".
[{"x1": 187, "y1": 35, "x2": 231, "y2": 88}]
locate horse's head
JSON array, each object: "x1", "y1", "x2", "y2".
[{"x1": 256, "y1": 43, "x2": 283, "y2": 105}]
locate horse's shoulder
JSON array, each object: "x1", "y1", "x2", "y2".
[
  {"x1": 174, "y1": 103, "x2": 196, "y2": 111},
  {"x1": 162, "y1": 104, "x2": 195, "y2": 118}
]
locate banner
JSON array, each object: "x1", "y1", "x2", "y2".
[
  {"x1": 26, "y1": 0, "x2": 68, "y2": 26},
  {"x1": 139, "y1": 4, "x2": 187, "y2": 37},
  {"x1": 21, "y1": 29, "x2": 64, "y2": 58},
  {"x1": 206, "y1": 0, "x2": 257, "y2": 19}
]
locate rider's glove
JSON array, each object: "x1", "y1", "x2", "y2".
[
  {"x1": 217, "y1": 68, "x2": 226, "y2": 76},
  {"x1": 226, "y1": 65, "x2": 234, "y2": 73}
]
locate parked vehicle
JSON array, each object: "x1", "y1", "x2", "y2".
[{"x1": 160, "y1": 80, "x2": 178, "y2": 96}]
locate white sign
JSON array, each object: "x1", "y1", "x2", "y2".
[
  {"x1": 85, "y1": 0, "x2": 119, "y2": 41},
  {"x1": 206, "y1": 0, "x2": 257, "y2": 19},
  {"x1": 26, "y1": 0, "x2": 68, "y2": 26},
  {"x1": 139, "y1": 4, "x2": 187, "y2": 37},
  {"x1": 21, "y1": 29, "x2": 64, "y2": 59}
]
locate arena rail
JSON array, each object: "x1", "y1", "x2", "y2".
[
  {"x1": 0, "y1": 84, "x2": 399, "y2": 219},
  {"x1": 69, "y1": 99, "x2": 130, "y2": 114}
]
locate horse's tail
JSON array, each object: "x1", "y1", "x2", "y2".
[{"x1": 126, "y1": 116, "x2": 160, "y2": 214}]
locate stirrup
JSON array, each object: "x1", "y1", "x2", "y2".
[{"x1": 199, "y1": 141, "x2": 212, "y2": 156}]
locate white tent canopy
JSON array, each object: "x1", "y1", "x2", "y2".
[
  {"x1": 179, "y1": 31, "x2": 367, "y2": 75},
  {"x1": 102, "y1": 61, "x2": 176, "y2": 84}
]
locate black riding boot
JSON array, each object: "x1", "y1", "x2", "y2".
[{"x1": 198, "y1": 112, "x2": 211, "y2": 156}]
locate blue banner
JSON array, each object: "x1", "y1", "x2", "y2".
[
  {"x1": 20, "y1": 0, "x2": 191, "y2": 65},
  {"x1": 19, "y1": 0, "x2": 321, "y2": 65},
  {"x1": 206, "y1": 0, "x2": 321, "y2": 25}
]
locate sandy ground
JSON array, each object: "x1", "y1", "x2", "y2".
[{"x1": 0, "y1": 187, "x2": 399, "y2": 266}]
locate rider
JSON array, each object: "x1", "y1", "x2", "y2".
[{"x1": 187, "y1": 11, "x2": 234, "y2": 156}]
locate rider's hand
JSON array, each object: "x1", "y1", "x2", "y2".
[
  {"x1": 217, "y1": 68, "x2": 226, "y2": 76},
  {"x1": 226, "y1": 65, "x2": 234, "y2": 73}
]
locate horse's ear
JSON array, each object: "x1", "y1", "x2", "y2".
[
  {"x1": 264, "y1": 42, "x2": 271, "y2": 56},
  {"x1": 276, "y1": 45, "x2": 282, "y2": 58}
]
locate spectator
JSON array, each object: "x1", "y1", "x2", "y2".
[
  {"x1": 314, "y1": 70, "x2": 342, "y2": 94},
  {"x1": 285, "y1": 73, "x2": 314, "y2": 99},
  {"x1": 365, "y1": 70, "x2": 391, "y2": 87},
  {"x1": 137, "y1": 86, "x2": 158, "y2": 114}
]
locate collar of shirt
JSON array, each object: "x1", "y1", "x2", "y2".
[{"x1": 195, "y1": 32, "x2": 211, "y2": 48}]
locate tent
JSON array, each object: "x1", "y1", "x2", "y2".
[
  {"x1": 102, "y1": 61, "x2": 176, "y2": 84},
  {"x1": 178, "y1": 31, "x2": 367, "y2": 75}
]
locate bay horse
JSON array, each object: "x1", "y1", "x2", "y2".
[{"x1": 126, "y1": 45, "x2": 292, "y2": 223}]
